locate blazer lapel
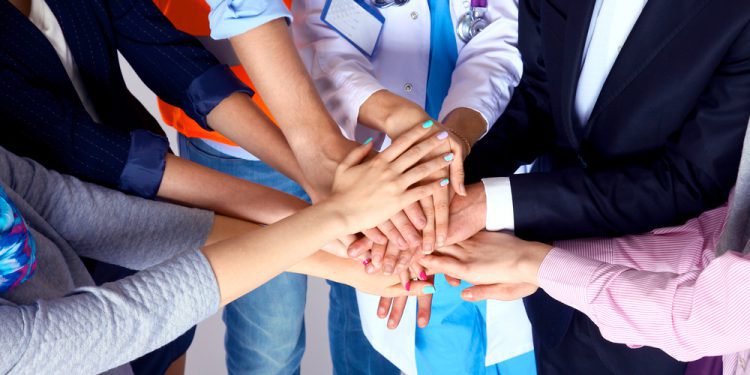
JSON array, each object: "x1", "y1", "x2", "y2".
[
  {"x1": 558, "y1": 0, "x2": 597, "y2": 150},
  {"x1": 585, "y1": 0, "x2": 712, "y2": 133}
]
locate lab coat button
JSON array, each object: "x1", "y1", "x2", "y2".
[
  {"x1": 410, "y1": 11, "x2": 419, "y2": 20},
  {"x1": 404, "y1": 83, "x2": 413, "y2": 92}
]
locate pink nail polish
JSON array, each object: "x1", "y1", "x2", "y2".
[
  {"x1": 419, "y1": 271, "x2": 427, "y2": 281},
  {"x1": 362, "y1": 259, "x2": 371, "y2": 266},
  {"x1": 405, "y1": 281, "x2": 411, "y2": 291}
]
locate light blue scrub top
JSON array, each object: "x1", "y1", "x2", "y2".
[{"x1": 417, "y1": 1, "x2": 536, "y2": 373}]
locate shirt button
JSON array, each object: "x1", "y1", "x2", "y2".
[
  {"x1": 404, "y1": 83, "x2": 413, "y2": 92},
  {"x1": 410, "y1": 11, "x2": 418, "y2": 20},
  {"x1": 463, "y1": 1, "x2": 469, "y2": 8}
]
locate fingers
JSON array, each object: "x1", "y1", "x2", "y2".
[
  {"x1": 380, "y1": 120, "x2": 437, "y2": 162},
  {"x1": 397, "y1": 153, "x2": 453, "y2": 190},
  {"x1": 387, "y1": 296, "x2": 408, "y2": 329},
  {"x1": 377, "y1": 297, "x2": 392, "y2": 319},
  {"x1": 444, "y1": 275, "x2": 462, "y2": 287},
  {"x1": 433, "y1": 184, "x2": 450, "y2": 248},
  {"x1": 404, "y1": 202, "x2": 427, "y2": 230},
  {"x1": 347, "y1": 237, "x2": 373, "y2": 258},
  {"x1": 462, "y1": 283, "x2": 539, "y2": 302},
  {"x1": 389, "y1": 129, "x2": 450, "y2": 173},
  {"x1": 362, "y1": 227, "x2": 388, "y2": 245},
  {"x1": 382, "y1": 240, "x2": 401, "y2": 276},
  {"x1": 418, "y1": 254, "x2": 467, "y2": 280},
  {"x1": 390, "y1": 211, "x2": 422, "y2": 249},
  {"x1": 419, "y1": 198, "x2": 436, "y2": 254},
  {"x1": 369, "y1": 241, "x2": 387, "y2": 274},
  {"x1": 449, "y1": 148, "x2": 467, "y2": 196},
  {"x1": 339, "y1": 140, "x2": 374, "y2": 170},
  {"x1": 378, "y1": 221, "x2": 409, "y2": 250},
  {"x1": 417, "y1": 293, "x2": 433, "y2": 328},
  {"x1": 402, "y1": 178, "x2": 450, "y2": 207}
]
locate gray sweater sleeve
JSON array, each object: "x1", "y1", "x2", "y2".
[
  {"x1": 0, "y1": 249, "x2": 220, "y2": 375},
  {"x1": 0, "y1": 147, "x2": 214, "y2": 270}
]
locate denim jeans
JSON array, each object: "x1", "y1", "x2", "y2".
[{"x1": 179, "y1": 136, "x2": 398, "y2": 375}]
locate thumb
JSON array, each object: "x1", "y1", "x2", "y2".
[{"x1": 339, "y1": 139, "x2": 374, "y2": 170}]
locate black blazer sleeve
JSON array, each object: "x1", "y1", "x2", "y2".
[
  {"x1": 0, "y1": 65, "x2": 132, "y2": 190},
  {"x1": 466, "y1": 0, "x2": 557, "y2": 182},
  {"x1": 108, "y1": 0, "x2": 252, "y2": 129},
  {"x1": 511, "y1": 21, "x2": 750, "y2": 241}
]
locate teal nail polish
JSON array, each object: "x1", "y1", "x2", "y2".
[
  {"x1": 423, "y1": 285, "x2": 436, "y2": 294},
  {"x1": 440, "y1": 179, "x2": 450, "y2": 187},
  {"x1": 363, "y1": 137, "x2": 373, "y2": 145},
  {"x1": 444, "y1": 153, "x2": 454, "y2": 161},
  {"x1": 437, "y1": 131, "x2": 449, "y2": 140},
  {"x1": 422, "y1": 120, "x2": 434, "y2": 128}
]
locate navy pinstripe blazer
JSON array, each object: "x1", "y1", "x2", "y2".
[{"x1": 0, "y1": 0, "x2": 250, "y2": 198}]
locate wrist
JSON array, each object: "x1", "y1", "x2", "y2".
[
  {"x1": 519, "y1": 243, "x2": 553, "y2": 285},
  {"x1": 359, "y1": 90, "x2": 429, "y2": 138},
  {"x1": 442, "y1": 108, "x2": 489, "y2": 153}
]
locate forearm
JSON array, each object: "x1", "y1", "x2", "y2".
[
  {"x1": 206, "y1": 92, "x2": 311, "y2": 190},
  {"x1": 202, "y1": 202, "x2": 345, "y2": 305},
  {"x1": 158, "y1": 154, "x2": 308, "y2": 224},
  {"x1": 230, "y1": 19, "x2": 355, "y2": 188},
  {"x1": 358, "y1": 90, "x2": 429, "y2": 137},
  {"x1": 1, "y1": 250, "x2": 219, "y2": 374}
]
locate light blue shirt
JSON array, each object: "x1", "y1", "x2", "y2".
[{"x1": 206, "y1": 0, "x2": 292, "y2": 40}]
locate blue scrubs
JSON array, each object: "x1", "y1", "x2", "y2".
[{"x1": 416, "y1": 1, "x2": 536, "y2": 373}]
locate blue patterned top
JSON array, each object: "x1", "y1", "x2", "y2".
[{"x1": 0, "y1": 186, "x2": 37, "y2": 292}]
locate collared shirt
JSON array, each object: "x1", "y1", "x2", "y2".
[
  {"x1": 539, "y1": 203, "x2": 750, "y2": 375},
  {"x1": 484, "y1": 0, "x2": 649, "y2": 231},
  {"x1": 206, "y1": 0, "x2": 292, "y2": 40}
]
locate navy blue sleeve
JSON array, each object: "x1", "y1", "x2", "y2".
[
  {"x1": 108, "y1": 0, "x2": 253, "y2": 130},
  {"x1": 119, "y1": 130, "x2": 170, "y2": 199}
]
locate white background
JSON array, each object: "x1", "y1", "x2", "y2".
[{"x1": 120, "y1": 55, "x2": 334, "y2": 374}]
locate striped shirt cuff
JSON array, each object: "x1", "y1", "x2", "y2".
[{"x1": 537, "y1": 248, "x2": 605, "y2": 313}]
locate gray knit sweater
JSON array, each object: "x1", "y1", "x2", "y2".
[{"x1": 0, "y1": 147, "x2": 219, "y2": 374}]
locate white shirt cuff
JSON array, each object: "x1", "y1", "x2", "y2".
[{"x1": 482, "y1": 177, "x2": 514, "y2": 231}]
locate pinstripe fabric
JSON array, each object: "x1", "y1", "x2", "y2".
[
  {"x1": 539, "y1": 204, "x2": 750, "y2": 374},
  {"x1": 0, "y1": 0, "x2": 241, "y2": 194}
]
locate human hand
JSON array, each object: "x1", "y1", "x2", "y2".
[
  {"x1": 324, "y1": 123, "x2": 454, "y2": 235},
  {"x1": 419, "y1": 231, "x2": 552, "y2": 287},
  {"x1": 445, "y1": 182, "x2": 487, "y2": 246},
  {"x1": 376, "y1": 279, "x2": 435, "y2": 329}
]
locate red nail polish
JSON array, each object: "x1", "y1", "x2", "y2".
[
  {"x1": 419, "y1": 271, "x2": 427, "y2": 281},
  {"x1": 405, "y1": 281, "x2": 411, "y2": 291},
  {"x1": 362, "y1": 259, "x2": 371, "y2": 266}
]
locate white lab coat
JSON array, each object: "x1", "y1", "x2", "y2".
[{"x1": 291, "y1": 1, "x2": 532, "y2": 373}]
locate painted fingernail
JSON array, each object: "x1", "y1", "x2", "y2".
[
  {"x1": 422, "y1": 120, "x2": 434, "y2": 128},
  {"x1": 422, "y1": 285, "x2": 436, "y2": 295},
  {"x1": 363, "y1": 137, "x2": 373, "y2": 145},
  {"x1": 419, "y1": 271, "x2": 427, "y2": 281},
  {"x1": 437, "y1": 131, "x2": 449, "y2": 140},
  {"x1": 444, "y1": 153, "x2": 454, "y2": 161},
  {"x1": 362, "y1": 259, "x2": 371, "y2": 266},
  {"x1": 440, "y1": 179, "x2": 450, "y2": 187},
  {"x1": 405, "y1": 281, "x2": 411, "y2": 291}
]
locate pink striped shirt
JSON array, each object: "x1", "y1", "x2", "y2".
[{"x1": 539, "y1": 204, "x2": 750, "y2": 375}]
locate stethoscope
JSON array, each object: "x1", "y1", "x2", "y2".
[{"x1": 371, "y1": 0, "x2": 489, "y2": 43}]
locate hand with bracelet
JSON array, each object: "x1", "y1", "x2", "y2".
[{"x1": 349, "y1": 90, "x2": 488, "y2": 274}]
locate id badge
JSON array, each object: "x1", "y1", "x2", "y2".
[{"x1": 321, "y1": 0, "x2": 385, "y2": 58}]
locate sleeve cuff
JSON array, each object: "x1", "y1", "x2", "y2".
[
  {"x1": 208, "y1": 0, "x2": 292, "y2": 40},
  {"x1": 118, "y1": 130, "x2": 169, "y2": 199},
  {"x1": 183, "y1": 65, "x2": 254, "y2": 131},
  {"x1": 482, "y1": 177, "x2": 515, "y2": 231},
  {"x1": 537, "y1": 248, "x2": 604, "y2": 313}
]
